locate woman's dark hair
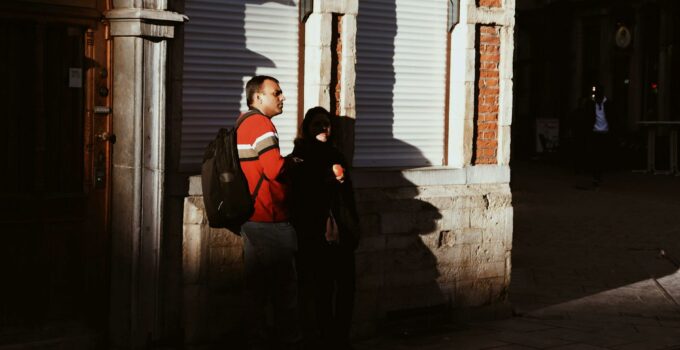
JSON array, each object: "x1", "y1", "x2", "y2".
[{"x1": 299, "y1": 106, "x2": 332, "y2": 140}]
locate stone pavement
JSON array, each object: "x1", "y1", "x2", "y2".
[{"x1": 354, "y1": 160, "x2": 680, "y2": 349}]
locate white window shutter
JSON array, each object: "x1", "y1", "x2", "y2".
[
  {"x1": 354, "y1": 0, "x2": 448, "y2": 167},
  {"x1": 181, "y1": 0, "x2": 299, "y2": 170}
]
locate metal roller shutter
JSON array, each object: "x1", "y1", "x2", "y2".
[
  {"x1": 181, "y1": 0, "x2": 299, "y2": 170},
  {"x1": 354, "y1": 0, "x2": 448, "y2": 167}
]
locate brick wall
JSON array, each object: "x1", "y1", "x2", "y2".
[
  {"x1": 474, "y1": 25, "x2": 500, "y2": 165},
  {"x1": 332, "y1": 13, "x2": 344, "y2": 116}
]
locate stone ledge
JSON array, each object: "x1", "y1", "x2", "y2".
[
  {"x1": 353, "y1": 165, "x2": 510, "y2": 188},
  {"x1": 467, "y1": 4, "x2": 514, "y2": 26},
  {"x1": 187, "y1": 165, "x2": 511, "y2": 195},
  {"x1": 105, "y1": 8, "x2": 188, "y2": 38}
]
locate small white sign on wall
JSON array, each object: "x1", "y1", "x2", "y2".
[
  {"x1": 536, "y1": 118, "x2": 559, "y2": 153},
  {"x1": 69, "y1": 68, "x2": 82, "y2": 88}
]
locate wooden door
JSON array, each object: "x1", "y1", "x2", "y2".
[{"x1": 0, "y1": 17, "x2": 111, "y2": 343}]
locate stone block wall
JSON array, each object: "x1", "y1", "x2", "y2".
[
  {"x1": 349, "y1": 167, "x2": 512, "y2": 336},
  {"x1": 183, "y1": 196, "x2": 246, "y2": 344},
  {"x1": 182, "y1": 166, "x2": 512, "y2": 342}
]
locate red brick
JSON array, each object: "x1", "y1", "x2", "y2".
[
  {"x1": 480, "y1": 35, "x2": 501, "y2": 45},
  {"x1": 479, "y1": 0, "x2": 502, "y2": 8},
  {"x1": 480, "y1": 26, "x2": 499, "y2": 35},
  {"x1": 481, "y1": 131, "x2": 497, "y2": 139},
  {"x1": 480, "y1": 44, "x2": 500, "y2": 54},
  {"x1": 476, "y1": 139, "x2": 498, "y2": 148},
  {"x1": 481, "y1": 62, "x2": 498, "y2": 70},
  {"x1": 480, "y1": 70, "x2": 499, "y2": 78},
  {"x1": 476, "y1": 148, "x2": 496, "y2": 157},
  {"x1": 478, "y1": 114, "x2": 498, "y2": 122},
  {"x1": 475, "y1": 157, "x2": 496, "y2": 164},
  {"x1": 478, "y1": 112, "x2": 498, "y2": 120},
  {"x1": 479, "y1": 78, "x2": 499, "y2": 88},
  {"x1": 483, "y1": 79, "x2": 499, "y2": 87},
  {"x1": 480, "y1": 54, "x2": 501, "y2": 63},
  {"x1": 478, "y1": 105, "x2": 498, "y2": 113},
  {"x1": 481, "y1": 96, "x2": 499, "y2": 105},
  {"x1": 479, "y1": 87, "x2": 500, "y2": 95},
  {"x1": 479, "y1": 79, "x2": 499, "y2": 89},
  {"x1": 478, "y1": 122, "x2": 498, "y2": 131}
]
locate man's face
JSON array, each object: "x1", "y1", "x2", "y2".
[{"x1": 256, "y1": 79, "x2": 285, "y2": 117}]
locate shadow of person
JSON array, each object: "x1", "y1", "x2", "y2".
[
  {"x1": 343, "y1": 0, "x2": 452, "y2": 337},
  {"x1": 334, "y1": 113, "x2": 448, "y2": 337}
]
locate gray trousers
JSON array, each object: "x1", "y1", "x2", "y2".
[{"x1": 241, "y1": 221, "x2": 301, "y2": 349}]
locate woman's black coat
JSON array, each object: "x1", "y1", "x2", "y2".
[{"x1": 289, "y1": 138, "x2": 360, "y2": 250}]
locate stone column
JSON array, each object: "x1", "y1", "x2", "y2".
[
  {"x1": 303, "y1": 0, "x2": 358, "y2": 117},
  {"x1": 104, "y1": 5, "x2": 186, "y2": 349}
]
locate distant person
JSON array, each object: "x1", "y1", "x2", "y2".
[
  {"x1": 237, "y1": 75, "x2": 301, "y2": 350},
  {"x1": 582, "y1": 83, "x2": 615, "y2": 187},
  {"x1": 289, "y1": 107, "x2": 360, "y2": 350}
]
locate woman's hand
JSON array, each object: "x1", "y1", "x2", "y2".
[{"x1": 332, "y1": 164, "x2": 345, "y2": 183}]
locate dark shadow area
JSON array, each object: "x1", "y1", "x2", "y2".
[
  {"x1": 511, "y1": 0, "x2": 680, "y2": 314},
  {"x1": 0, "y1": 19, "x2": 107, "y2": 347},
  {"x1": 513, "y1": 0, "x2": 680, "y2": 171},
  {"x1": 510, "y1": 158, "x2": 680, "y2": 314}
]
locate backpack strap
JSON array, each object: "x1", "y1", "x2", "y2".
[
  {"x1": 252, "y1": 173, "x2": 264, "y2": 201},
  {"x1": 235, "y1": 109, "x2": 261, "y2": 129},
  {"x1": 236, "y1": 109, "x2": 265, "y2": 201}
]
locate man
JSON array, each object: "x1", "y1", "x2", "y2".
[
  {"x1": 583, "y1": 84, "x2": 615, "y2": 187},
  {"x1": 237, "y1": 75, "x2": 300, "y2": 349}
]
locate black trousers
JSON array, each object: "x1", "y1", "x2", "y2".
[
  {"x1": 587, "y1": 131, "x2": 612, "y2": 183},
  {"x1": 297, "y1": 238, "x2": 356, "y2": 348}
]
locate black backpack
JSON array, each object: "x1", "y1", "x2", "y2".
[{"x1": 201, "y1": 111, "x2": 263, "y2": 232}]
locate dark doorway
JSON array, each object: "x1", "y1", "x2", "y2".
[{"x1": 0, "y1": 18, "x2": 111, "y2": 346}]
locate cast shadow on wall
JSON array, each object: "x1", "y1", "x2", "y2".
[
  {"x1": 183, "y1": 0, "x2": 295, "y2": 145},
  {"x1": 349, "y1": 0, "x2": 453, "y2": 335}
]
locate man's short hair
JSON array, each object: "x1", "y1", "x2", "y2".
[{"x1": 246, "y1": 75, "x2": 279, "y2": 109}]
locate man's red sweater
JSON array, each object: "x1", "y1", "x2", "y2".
[{"x1": 237, "y1": 112, "x2": 288, "y2": 222}]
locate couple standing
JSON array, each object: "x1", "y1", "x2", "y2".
[{"x1": 236, "y1": 75, "x2": 360, "y2": 350}]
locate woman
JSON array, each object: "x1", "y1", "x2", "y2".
[{"x1": 289, "y1": 107, "x2": 360, "y2": 349}]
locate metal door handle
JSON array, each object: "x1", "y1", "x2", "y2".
[{"x1": 95, "y1": 132, "x2": 116, "y2": 144}]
